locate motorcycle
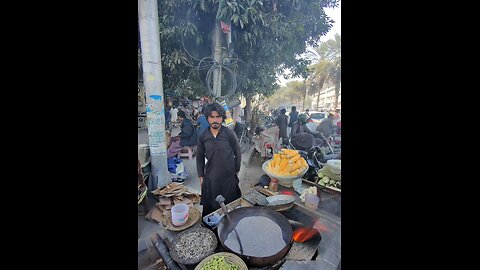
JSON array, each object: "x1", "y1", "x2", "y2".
[
  {"x1": 234, "y1": 122, "x2": 253, "y2": 153},
  {"x1": 286, "y1": 130, "x2": 340, "y2": 181}
]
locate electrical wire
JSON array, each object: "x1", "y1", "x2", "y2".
[{"x1": 182, "y1": 33, "x2": 244, "y2": 98}]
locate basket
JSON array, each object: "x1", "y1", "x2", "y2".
[
  {"x1": 162, "y1": 207, "x2": 201, "y2": 231},
  {"x1": 262, "y1": 160, "x2": 308, "y2": 187},
  {"x1": 194, "y1": 252, "x2": 248, "y2": 270}
]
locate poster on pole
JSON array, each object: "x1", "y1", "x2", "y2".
[
  {"x1": 146, "y1": 101, "x2": 167, "y2": 155},
  {"x1": 219, "y1": 100, "x2": 234, "y2": 127}
]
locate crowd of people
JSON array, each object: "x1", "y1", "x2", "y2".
[
  {"x1": 155, "y1": 96, "x2": 341, "y2": 218},
  {"x1": 271, "y1": 106, "x2": 341, "y2": 153}
]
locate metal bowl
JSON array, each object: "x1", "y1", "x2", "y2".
[{"x1": 265, "y1": 195, "x2": 296, "y2": 211}]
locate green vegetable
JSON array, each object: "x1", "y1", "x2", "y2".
[
  {"x1": 329, "y1": 180, "x2": 336, "y2": 185},
  {"x1": 201, "y1": 255, "x2": 239, "y2": 270},
  {"x1": 317, "y1": 172, "x2": 325, "y2": 178}
]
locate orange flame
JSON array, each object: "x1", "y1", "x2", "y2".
[
  {"x1": 293, "y1": 219, "x2": 329, "y2": 242},
  {"x1": 292, "y1": 227, "x2": 317, "y2": 243}
]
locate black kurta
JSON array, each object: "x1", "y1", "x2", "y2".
[
  {"x1": 196, "y1": 126, "x2": 242, "y2": 217},
  {"x1": 275, "y1": 114, "x2": 288, "y2": 139}
]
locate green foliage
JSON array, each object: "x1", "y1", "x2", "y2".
[
  {"x1": 267, "y1": 80, "x2": 305, "y2": 108},
  {"x1": 307, "y1": 33, "x2": 341, "y2": 109},
  {"x1": 139, "y1": 0, "x2": 339, "y2": 100}
]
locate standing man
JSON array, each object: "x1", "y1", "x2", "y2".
[
  {"x1": 288, "y1": 106, "x2": 299, "y2": 136},
  {"x1": 288, "y1": 106, "x2": 299, "y2": 127},
  {"x1": 275, "y1": 108, "x2": 288, "y2": 145},
  {"x1": 305, "y1": 108, "x2": 310, "y2": 118},
  {"x1": 197, "y1": 103, "x2": 242, "y2": 217},
  {"x1": 196, "y1": 107, "x2": 210, "y2": 136}
]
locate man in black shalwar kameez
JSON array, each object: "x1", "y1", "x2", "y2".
[{"x1": 196, "y1": 103, "x2": 242, "y2": 217}]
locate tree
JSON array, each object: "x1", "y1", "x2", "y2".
[
  {"x1": 306, "y1": 33, "x2": 341, "y2": 109},
  {"x1": 267, "y1": 80, "x2": 305, "y2": 108},
  {"x1": 309, "y1": 59, "x2": 331, "y2": 110},
  {"x1": 154, "y1": 0, "x2": 339, "y2": 120},
  {"x1": 318, "y1": 33, "x2": 341, "y2": 109}
]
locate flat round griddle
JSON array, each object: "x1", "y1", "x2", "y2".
[{"x1": 217, "y1": 206, "x2": 293, "y2": 267}]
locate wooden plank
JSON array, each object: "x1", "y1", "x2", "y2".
[
  {"x1": 302, "y1": 179, "x2": 340, "y2": 194},
  {"x1": 301, "y1": 179, "x2": 322, "y2": 189}
]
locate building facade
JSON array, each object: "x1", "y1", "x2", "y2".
[{"x1": 310, "y1": 85, "x2": 341, "y2": 110}]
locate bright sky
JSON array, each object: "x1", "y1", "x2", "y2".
[
  {"x1": 320, "y1": 1, "x2": 341, "y2": 42},
  {"x1": 278, "y1": 1, "x2": 341, "y2": 86}
]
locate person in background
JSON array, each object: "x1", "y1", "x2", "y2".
[
  {"x1": 290, "y1": 114, "x2": 323, "y2": 151},
  {"x1": 167, "y1": 110, "x2": 197, "y2": 157},
  {"x1": 197, "y1": 103, "x2": 242, "y2": 217},
  {"x1": 288, "y1": 106, "x2": 299, "y2": 137},
  {"x1": 272, "y1": 108, "x2": 279, "y2": 118},
  {"x1": 332, "y1": 109, "x2": 341, "y2": 126},
  {"x1": 274, "y1": 108, "x2": 288, "y2": 145},
  {"x1": 315, "y1": 113, "x2": 335, "y2": 138},
  {"x1": 170, "y1": 106, "x2": 178, "y2": 127},
  {"x1": 196, "y1": 107, "x2": 210, "y2": 136},
  {"x1": 305, "y1": 108, "x2": 310, "y2": 118},
  {"x1": 288, "y1": 106, "x2": 298, "y2": 127},
  {"x1": 191, "y1": 106, "x2": 199, "y2": 120}
]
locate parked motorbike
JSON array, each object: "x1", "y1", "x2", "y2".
[
  {"x1": 286, "y1": 131, "x2": 340, "y2": 181},
  {"x1": 234, "y1": 122, "x2": 253, "y2": 153}
]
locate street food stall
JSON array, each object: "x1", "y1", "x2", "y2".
[
  {"x1": 141, "y1": 147, "x2": 340, "y2": 270},
  {"x1": 146, "y1": 187, "x2": 340, "y2": 269}
]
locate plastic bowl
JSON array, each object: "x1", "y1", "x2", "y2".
[{"x1": 262, "y1": 160, "x2": 308, "y2": 187}]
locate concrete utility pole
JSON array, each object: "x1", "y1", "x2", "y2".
[
  {"x1": 212, "y1": 22, "x2": 222, "y2": 97},
  {"x1": 138, "y1": 0, "x2": 170, "y2": 189}
]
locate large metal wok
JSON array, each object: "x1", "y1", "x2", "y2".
[{"x1": 217, "y1": 206, "x2": 293, "y2": 267}]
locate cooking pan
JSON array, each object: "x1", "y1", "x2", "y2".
[{"x1": 217, "y1": 206, "x2": 293, "y2": 267}]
